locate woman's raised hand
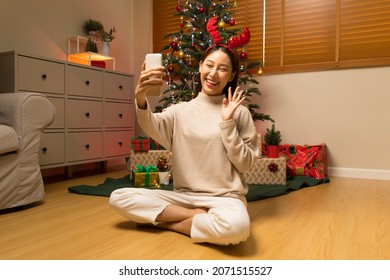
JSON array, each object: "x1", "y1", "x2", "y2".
[
  {"x1": 135, "y1": 62, "x2": 165, "y2": 109},
  {"x1": 221, "y1": 87, "x2": 246, "y2": 121}
]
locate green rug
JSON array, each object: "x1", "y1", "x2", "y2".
[{"x1": 68, "y1": 175, "x2": 329, "y2": 202}]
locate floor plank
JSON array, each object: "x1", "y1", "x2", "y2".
[{"x1": 1, "y1": 167, "x2": 390, "y2": 260}]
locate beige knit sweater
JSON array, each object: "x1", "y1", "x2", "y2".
[{"x1": 136, "y1": 92, "x2": 259, "y2": 202}]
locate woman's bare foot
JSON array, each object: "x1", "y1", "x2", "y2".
[
  {"x1": 156, "y1": 205, "x2": 208, "y2": 223},
  {"x1": 155, "y1": 205, "x2": 209, "y2": 236}
]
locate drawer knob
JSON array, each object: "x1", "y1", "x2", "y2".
[
  {"x1": 41, "y1": 74, "x2": 47, "y2": 80},
  {"x1": 118, "y1": 113, "x2": 123, "y2": 118},
  {"x1": 85, "y1": 112, "x2": 90, "y2": 117},
  {"x1": 118, "y1": 141, "x2": 123, "y2": 146},
  {"x1": 85, "y1": 144, "x2": 90, "y2": 149},
  {"x1": 85, "y1": 80, "x2": 90, "y2": 86},
  {"x1": 42, "y1": 147, "x2": 48, "y2": 152},
  {"x1": 119, "y1": 85, "x2": 123, "y2": 90}
]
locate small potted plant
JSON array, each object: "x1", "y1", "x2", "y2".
[
  {"x1": 85, "y1": 38, "x2": 98, "y2": 53},
  {"x1": 99, "y1": 27, "x2": 116, "y2": 56},
  {"x1": 99, "y1": 27, "x2": 116, "y2": 42},
  {"x1": 264, "y1": 123, "x2": 282, "y2": 158},
  {"x1": 83, "y1": 19, "x2": 104, "y2": 36}
]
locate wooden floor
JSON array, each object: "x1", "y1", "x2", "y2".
[{"x1": 1, "y1": 166, "x2": 390, "y2": 260}]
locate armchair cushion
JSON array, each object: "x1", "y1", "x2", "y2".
[{"x1": 0, "y1": 125, "x2": 19, "y2": 154}]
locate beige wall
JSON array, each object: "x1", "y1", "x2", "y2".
[
  {"x1": 0, "y1": 0, "x2": 133, "y2": 73},
  {"x1": 0, "y1": 0, "x2": 389, "y2": 179},
  {"x1": 254, "y1": 66, "x2": 390, "y2": 179}
]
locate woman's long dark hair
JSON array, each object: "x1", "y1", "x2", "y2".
[{"x1": 195, "y1": 45, "x2": 239, "y2": 98}]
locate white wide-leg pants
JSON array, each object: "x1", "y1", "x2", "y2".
[{"x1": 109, "y1": 188, "x2": 250, "y2": 246}]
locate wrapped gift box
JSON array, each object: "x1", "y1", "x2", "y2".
[
  {"x1": 131, "y1": 136, "x2": 150, "y2": 152},
  {"x1": 130, "y1": 150, "x2": 172, "y2": 178},
  {"x1": 279, "y1": 144, "x2": 328, "y2": 179},
  {"x1": 149, "y1": 138, "x2": 165, "y2": 150},
  {"x1": 244, "y1": 157, "x2": 286, "y2": 185},
  {"x1": 132, "y1": 170, "x2": 159, "y2": 188}
]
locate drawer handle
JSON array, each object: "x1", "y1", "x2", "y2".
[
  {"x1": 42, "y1": 147, "x2": 48, "y2": 152},
  {"x1": 85, "y1": 144, "x2": 90, "y2": 149},
  {"x1": 118, "y1": 141, "x2": 123, "y2": 146},
  {"x1": 119, "y1": 85, "x2": 123, "y2": 90},
  {"x1": 85, "y1": 112, "x2": 90, "y2": 117},
  {"x1": 85, "y1": 80, "x2": 90, "y2": 86},
  {"x1": 41, "y1": 74, "x2": 47, "y2": 80},
  {"x1": 118, "y1": 113, "x2": 123, "y2": 118}
]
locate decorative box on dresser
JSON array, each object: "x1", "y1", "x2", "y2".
[{"x1": 0, "y1": 51, "x2": 134, "y2": 177}]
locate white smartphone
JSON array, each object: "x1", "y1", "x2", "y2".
[{"x1": 145, "y1": 53, "x2": 163, "y2": 96}]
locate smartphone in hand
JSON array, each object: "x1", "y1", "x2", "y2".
[{"x1": 145, "y1": 53, "x2": 163, "y2": 96}]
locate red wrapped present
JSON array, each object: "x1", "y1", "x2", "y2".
[
  {"x1": 279, "y1": 144, "x2": 328, "y2": 179},
  {"x1": 131, "y1": 136, "x2": 150, "y2": 152}
]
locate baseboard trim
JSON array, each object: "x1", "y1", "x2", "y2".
[{"x1": 328, "y1": 167, "x2": 390, "y2": 180}]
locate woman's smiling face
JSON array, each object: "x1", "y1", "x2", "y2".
[{"x1": 199, "y1": 49, "x2": 235, "y2": 96}]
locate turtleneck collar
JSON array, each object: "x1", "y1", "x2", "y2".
[{"x1": 195, "y1": 92, "x2": 225, "y2": 106}]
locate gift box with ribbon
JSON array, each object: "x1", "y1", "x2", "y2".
[
  {"x1": 131, "y1": 136, "x2": 150, "y2": 152},
  {"x1": 243, "y1": 157, "x2": 287, "y2": 185},
  {"x1": 130, "y1": 150, "x2": 172, "y2": 173},
  {"x1": 131, "y1": 164, "x2": 159, "y2": 188},
  {"x1": 149, "y1": 138, "x2": 165, "y2": 150},
  {"x1": 279, "y1": 143, "x2": 328, "y2": 179}
]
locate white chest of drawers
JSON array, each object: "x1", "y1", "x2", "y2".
[{"x1": 0, "y1": 51, "x2": 134, "y2": 176}]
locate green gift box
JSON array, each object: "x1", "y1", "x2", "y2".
[
  {"x1": 132, "y1": 164, "x2": 159, "y2": 188},
  {"x1": 149, "y1": 139, "x2": 165, "y2": 150}
]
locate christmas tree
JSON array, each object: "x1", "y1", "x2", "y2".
[{"x1": 155, "y1": 0, "x2": 273, "y2": 123}]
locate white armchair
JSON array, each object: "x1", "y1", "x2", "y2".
[{"x1": 0, "y1": 92, "x2": 55, "y2": 210}]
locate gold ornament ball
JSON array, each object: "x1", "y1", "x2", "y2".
[
  {"x1": 257, "y1": 68, "x2": 264, "y2": 75},
  {"x1": 218, "y1": 20, "x2": 226, "y2": 29},
  {"x1": 178, "y1": 50, "x2": 185, "y2": 58},
  {"x1": 185, "y1": 22, "x2": 193, "y2": 31}
]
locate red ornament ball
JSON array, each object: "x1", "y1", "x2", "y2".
[
  {"x1": 170, "y1": 41, "x2": 178, "y2": 50},
  {"x1": 199, "y1": 6, "x2": 205, "y2": 13},
  {"x1": 176, "y1": 5, "x2": 182, "y2": 12},
  {"x1": 168, "y1": 65, "x2": 174, "y2": 72},
  {"x1": 229, "y1": 18, "x2": 236, "y2": 26},
  {"x1": 239, "y1": 51, "x2": 248, "y2": 60},
  {"x1": 187, "y1": 61, "x2": 193, "y2": 67}
]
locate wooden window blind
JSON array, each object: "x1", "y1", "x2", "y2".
[
  {"x1": 153, "y1": 0, "x2": 390, "y2": 74},
  {"x1": 153, "y1": 0, "x2": 179, "y2": 54},
  {"x1": 265, "y1": 0, "x2": 337, "y2": 72},
  {"x1": 339, "y1": 0, "x2": 390, "y2": 68},
  {"x1": 265, "y1": 0, "x2": 390, "y2": 73},
  {"x1": 152, "y1": 0, "x2": 263, "y2": 64}
]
